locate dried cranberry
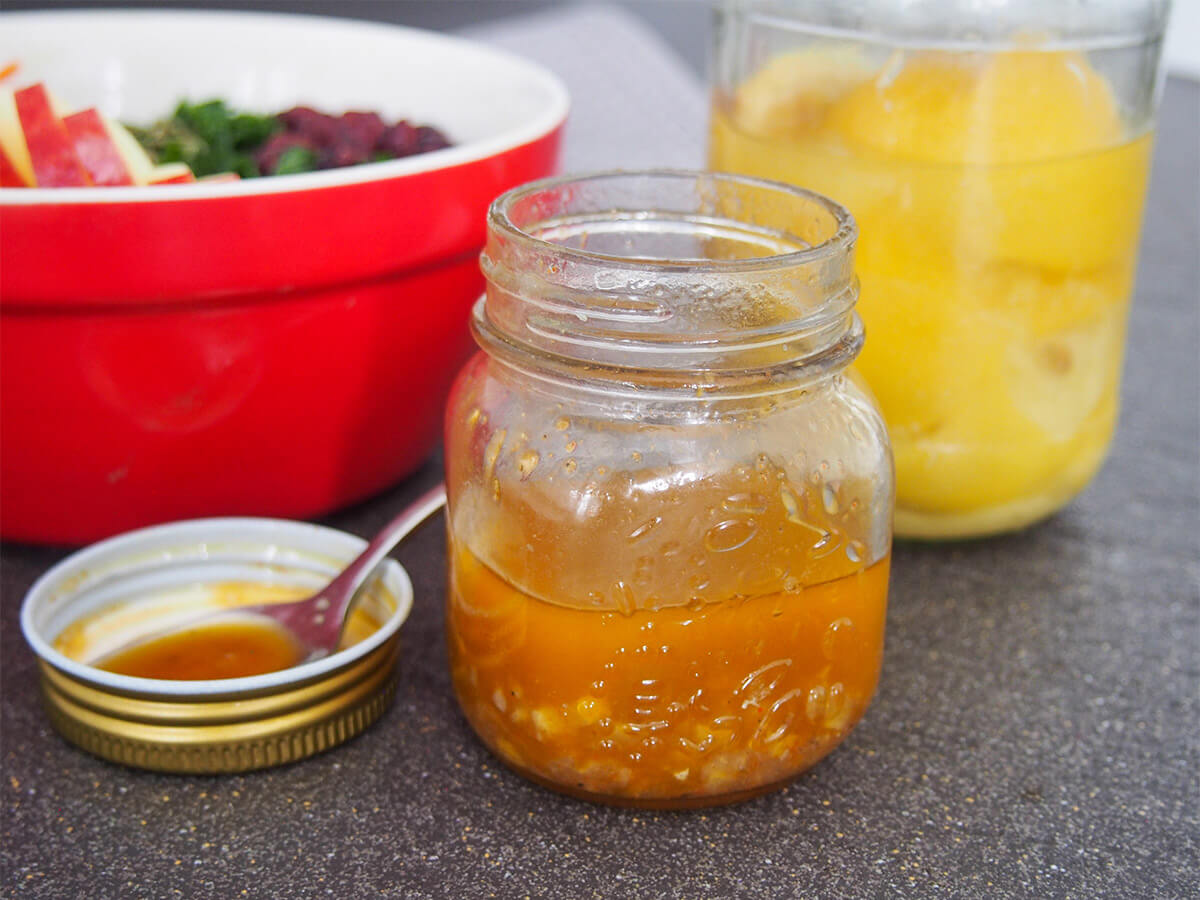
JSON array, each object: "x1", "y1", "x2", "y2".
[
  {"x1": 378, "y1": 121, "x2": 419, "y2": 158},
  {"x1": 415, "y1": 125, "x2": 451, "y2": 153},
  {"x1": 268, "y1": 105, "x2": 450, "y2": 171},
  {"x1": 338, "y1": 111, "x2": 386, "y2": 151},
  {"x1": 278, "y1": 106, "x2": 339, "y2": 145},
  {"x1": 255, "y1": 132, "x2": 317, "y2": 176},
  {"x1": 323, "y1": 137, "x2": 371, "y2": 169}
]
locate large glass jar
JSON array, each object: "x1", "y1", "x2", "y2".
[
  {"x1": 444, "y1": 171, "x2": 893, "y2": 808},
  {"x1": 710, "y1": 0, "x2": 1171, "y2": 538}
]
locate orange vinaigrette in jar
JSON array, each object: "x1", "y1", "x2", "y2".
[
  {"x1": 447, "y1": 474, "x2": 890, "y2": 806},
  {"x1": 444, "y1": 172, "x2": 893, "y2": 807}
]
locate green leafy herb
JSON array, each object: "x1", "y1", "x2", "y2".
[{"x1": 128, "y1": 100, "x2": 280, "y2": 178}]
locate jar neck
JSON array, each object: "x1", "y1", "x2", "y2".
[{"x1": 476, "y1": 170, "x2": 861, "y2": 397}]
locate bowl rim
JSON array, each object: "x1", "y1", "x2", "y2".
[
  {"x1": 19, "y1": 515, "x2": 415, "y2": 697},
  {"x1": 0, "y1": 8, "x2": 570, "y2": 206}
]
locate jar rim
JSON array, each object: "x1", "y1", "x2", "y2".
[
  {"x1": 478, "y1": 169, "x2": 863, "y2": 392},
  {"x1": 487, "y1": 169, "x2": 857, "y2": 275},
  {"x1": 721, "y1": 0, "x2": 1171, "y2": 48}
]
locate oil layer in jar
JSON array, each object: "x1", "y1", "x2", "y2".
[
  {"x1": 710, "y1": 45, "x2": 1151, "y2": 535},
  {"x1": 447, "y1": 461, "x2": 889, "y2": 806}
]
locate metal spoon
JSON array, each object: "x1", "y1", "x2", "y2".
[{"x1": 252, "y1": 483, "x2": 447, "y2": 659}]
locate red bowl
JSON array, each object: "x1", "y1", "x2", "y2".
[{"x1": 0, "y1": 10, "x2": 566, "y2": 544}]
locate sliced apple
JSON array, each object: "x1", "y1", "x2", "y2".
[
  {"x1": 101, "y1": 113, "x2": 158, "y2": 185},
  {"x1": 0, "y1": 143, "x2": 27, "y2": 186},
  {"x1": 15, "y1": 83, "x2": 92, "y2": 186},
  {"x1": 44, "y1": 87, "x2": 74, "y2": 120},
  {"x1": 63, "y1": 108, "x2": 133, "y2": 186},
  {"x1": 148, "y1": 162, "x2": 195, "y2": 185},
  {"x1": 0, "y1": 90, "x2": 33, "y2": 186}
]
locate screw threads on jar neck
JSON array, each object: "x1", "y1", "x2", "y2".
[{"x1": 475, "y1": 170, "x2": 861, "y2": 395}]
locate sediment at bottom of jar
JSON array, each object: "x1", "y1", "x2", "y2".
[
  {"x1": 487, "y1": 751, "x2": 813, "y2": 810},
  {"x1": 452, "y1": 684, "x2": 871, "y2": 809}
]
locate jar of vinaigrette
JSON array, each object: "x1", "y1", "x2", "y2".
[
  {"x1": 710, "y1": 0, "x2": 1171, "y2": 538},
  {"x1": 444, "y1": 171, "x2": 893, "y2": 807}
]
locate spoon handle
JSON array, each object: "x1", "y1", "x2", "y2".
[{"x1": 320, "y1": 483, "x2": 448, "y2": 619}]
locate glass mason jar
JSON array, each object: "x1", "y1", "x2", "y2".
[
  {"x1": 710, "y1": 0, "x2": 1171, "y2": 538},
  {"x1": 444, "y1": 171, "x2": 893, "y2": 808}
]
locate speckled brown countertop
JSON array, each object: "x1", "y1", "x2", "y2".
[{"x1": 2, "y1": 5, "x2": 1198, "y2": 898}]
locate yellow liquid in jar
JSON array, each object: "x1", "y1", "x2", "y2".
[
  {"x1": 710, "y1": 48, "x2": 1153, "y2": 536},
  {"x1": 447, "y1": 464, "x2": 890, "y2": 807}
]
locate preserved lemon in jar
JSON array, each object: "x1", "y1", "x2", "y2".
[
  {"x1": 710, "y1": 0, "x2": 1169, "y2": 537},
  {"x1": 444, "y1": 172, "x2": 893, "y2": 807}
]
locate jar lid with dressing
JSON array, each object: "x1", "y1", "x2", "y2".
[{"x1": 20, "y1": 517, "x2": 413, "y2": 774}]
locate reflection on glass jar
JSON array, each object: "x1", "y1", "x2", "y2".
[
  {"x1": 444, "y1": 171, "x2": 893, "y2": 807},
  {"x1": 710, "y1": 0, "x2": 1170, "y2": 538}
]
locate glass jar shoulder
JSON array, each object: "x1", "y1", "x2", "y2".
[{"x1": 445, "y1": 354, "x2": 892, "y2": 613}]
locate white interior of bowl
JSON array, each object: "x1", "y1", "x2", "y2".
[
  {"x1": 0, "y1": 9, "x2": 568, "y2": 203},
  {"x1": 20, "y1": 516, "x2": 415, "y2": 697}
]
